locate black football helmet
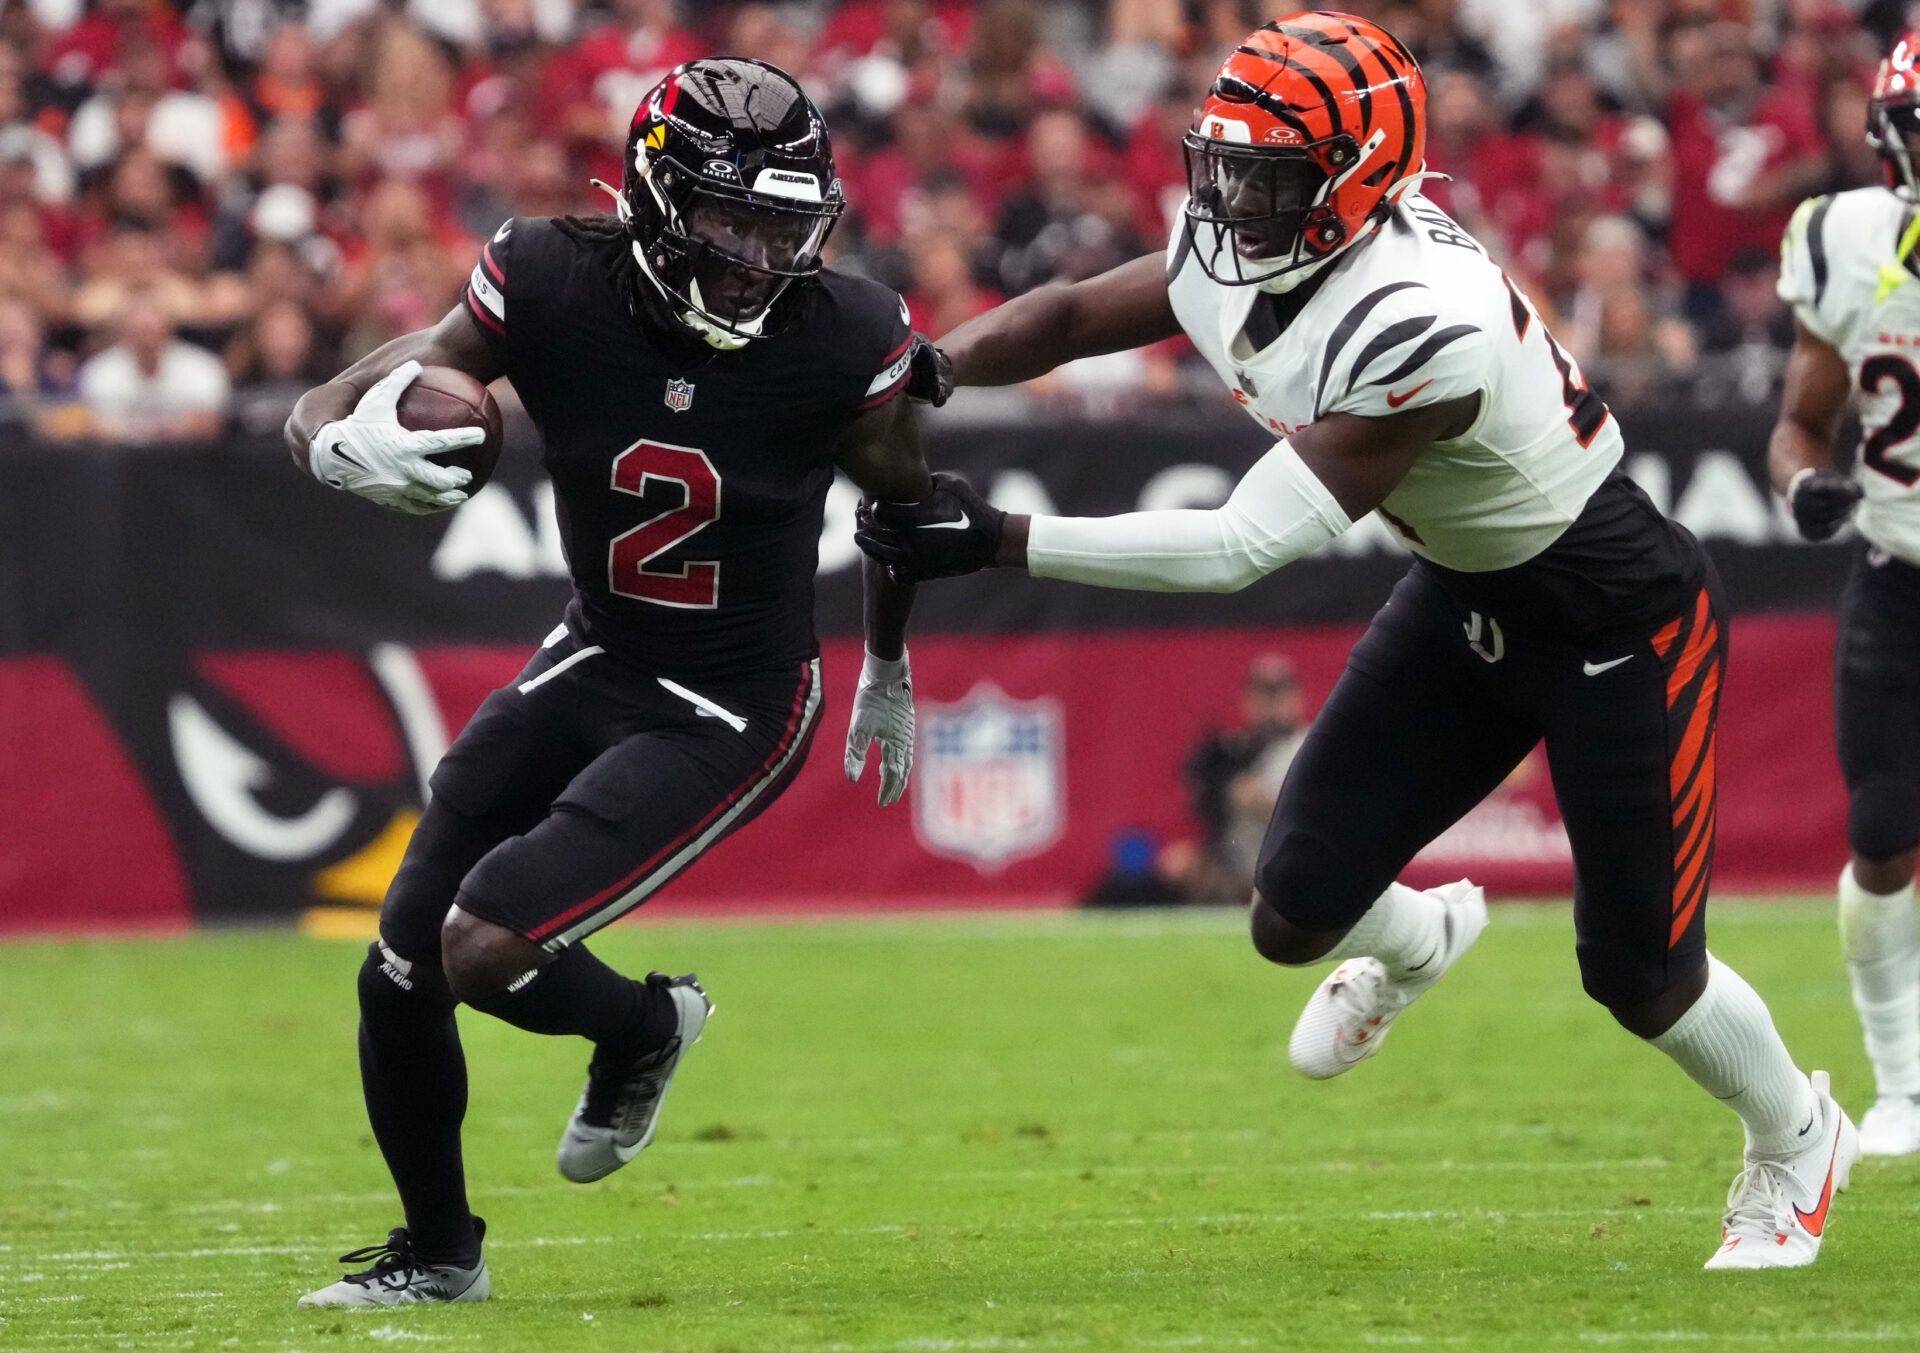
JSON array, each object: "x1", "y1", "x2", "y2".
[{"x1": 616, "y1": 58, "x2": 845, "y2": 350}]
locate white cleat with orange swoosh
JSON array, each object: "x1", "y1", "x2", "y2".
[
  {"x1": 1704, "y1": 1070, "x2": 1859, "y2": 1270},
  {"x1": 1287, "y1": 880, "x2": 1487, "y2": 1080}
]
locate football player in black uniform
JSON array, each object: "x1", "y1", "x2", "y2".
[{"x1": 284, "y1": 60, "x2": 929, "y2": 1306}]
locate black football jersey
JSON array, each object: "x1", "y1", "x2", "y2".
[{"x1": 462, "y1": 216, "x2": 912, "y2": 678}]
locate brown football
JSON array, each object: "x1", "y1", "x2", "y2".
[{"x1": 397, "y1": 365, "x2": 504, "y2": 493}]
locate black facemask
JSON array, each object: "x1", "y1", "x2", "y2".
[
  {"x1": 679, "y1": 191, "x2": 830, "y2": 324},
  {"x1": 1184, "y1": 138, "x2": 1330, "y2": 261}
]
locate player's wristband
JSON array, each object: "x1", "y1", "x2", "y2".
[{"x1": 861, "y1": 648, "x2": 909, "y2": 684}]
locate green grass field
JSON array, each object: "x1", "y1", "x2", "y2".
[{"x1": 2, "y1": 901, "x2": 1915, "y2": 1353}]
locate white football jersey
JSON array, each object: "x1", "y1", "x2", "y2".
[
  {"x1": 1779, "y1": 187, "x2": 1920, "y2": 564},
  {"x1": 1168, "y1": 193, "x2": 1623, "y2": 573}
]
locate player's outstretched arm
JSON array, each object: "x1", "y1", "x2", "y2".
[
  {"x1": 921, "y1": 252, "x2": 1182, "y2": 395},
  {"x1": 1768, "y1": 320, "x2": 1860, "y2": 542},
  {"x1": 836, "y1": 394, "x2": 934, "y2": 806},
  {"x1": 857, "y1": 396, "x2": 1474, "y2": 591},
  {"x1": 284, "y1": 302, "x2": 505, "y2": 476}
]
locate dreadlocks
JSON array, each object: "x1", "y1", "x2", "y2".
[{"x1": 554, "y1": 213, "x2": 643, "y2": 322}]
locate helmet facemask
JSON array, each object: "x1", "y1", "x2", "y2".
[
  {"x1": 1181, "y1": 126, "x2": 1386, "y2": 293},
  {"x1": 1870, "y1": 97, "x2": 1920, "y2": 200},
  {"x1": 629, "y1": 154, "x2": 843, "y2": 350}
]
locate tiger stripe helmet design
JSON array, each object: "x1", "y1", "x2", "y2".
[{"x1": 1184, "y1": 11, "x2": 1428, "y2": 290}]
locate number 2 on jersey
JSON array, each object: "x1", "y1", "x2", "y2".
[
  {"x1": 1859, "y1": 355, "x2": 1920, "y2": 487},
  {"x1": 1502, "y1": 274, "x2": 1610, "y2": 448},
  {"x1": 609, "y1": 439, "x2": 722, "y2": 609}
]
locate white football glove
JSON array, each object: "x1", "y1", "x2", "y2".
[
  {"x1": 308, "y1": 359, "x2": 482, "y2": 515},
  {"x1": 844, "y1": 648, "x2": 915, "y2": 807}
]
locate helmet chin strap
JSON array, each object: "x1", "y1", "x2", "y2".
[
  {"x1": 595, "y1": 175, "x2": 770, "y2": 350},
  {"x1": 1250, "y1": 128, "x2": 1393, "y2": 294},
  {"x1": 678, "y1": 278, "x2": 767, "y2": 350},
  {"x1": 1250, "y1": 163, "x2": 1448, "y2": 295},
  {"x1": 1252, "y1": 244, "x2": 1338, "y2": 294}
]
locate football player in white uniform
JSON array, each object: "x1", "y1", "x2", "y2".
[
  {"x1": 1772, "y1": 30, "x2": 1920, "y2": 1159},
  {"x1": 864, "y1": 11, "x2": 1854, "y2": 1269}
]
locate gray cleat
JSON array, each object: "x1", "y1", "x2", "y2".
[
  {"x1": 557, "y1": 972, "x2": 712, "y2": 1183},
  {"x1": 296, "y1": 1223, "x2": 490, "y2": 1308}
]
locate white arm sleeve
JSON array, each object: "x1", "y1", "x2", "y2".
[{"x1": 1025, "y1": 439, "x2": 1351, "y2": 593}]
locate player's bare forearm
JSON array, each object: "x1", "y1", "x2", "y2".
[
  {"x1": 285, "y1": 304, "x2": 504, "y2": 472},
  {"x1": 1767, "y1": 323, "x2": 1851, "y2": 495},
  {"x1": 942, "y1": 253, "x2": 1181, "y2": 387},
  {"x1": 836, "y1": 395, "x2": 933, "y2": 658}
]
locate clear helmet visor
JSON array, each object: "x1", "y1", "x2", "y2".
[{"x1": 681, "y1": 190, "x2": 831, "y2": 325}]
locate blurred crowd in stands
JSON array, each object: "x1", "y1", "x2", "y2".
[{"x1": 0, "y1": 0, "x2": 1905, "y2": 440}]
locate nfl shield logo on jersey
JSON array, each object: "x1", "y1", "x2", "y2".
[
  {"x1": 664, "y1": 378, "x2": 695, "y2": 413},
  {"x1": 913, "y1": 683, "x2": 1065, "y2": 874}
]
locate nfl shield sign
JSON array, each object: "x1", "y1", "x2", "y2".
[
  {"x1": 664, "y1": 378, "x2": 695, "y2": 413},
  {"x1": 913, "y1": 682, "x2": 1065, "y2": 874}
]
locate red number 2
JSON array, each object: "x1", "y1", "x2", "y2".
[{"x1": 608, "y1": 439, "x2": 722, "y2": 609}]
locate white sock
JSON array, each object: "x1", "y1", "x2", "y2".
[
  {"x1": 1650, "y1": 954, "x2": 1819, "y2": 1159},
  {"x1": 1838, "y1": 864, "x2": 1920, "y2": 1100},
  {"x1": 1327, "y1": 882, "x2": 1447, "y2": 981}
]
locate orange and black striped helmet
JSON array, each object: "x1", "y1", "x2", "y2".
[
  {"x1": 1183, "y1": 12, "x2": 1427, "y2": 288},
  {"x1": 1868, "y1": 31, "x2": 1920, "y2": 196}
]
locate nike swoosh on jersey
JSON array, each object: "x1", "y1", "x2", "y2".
[
  {"x1": 1582, "y1": 655, "x2": 1633, "y2": 676},
  {"x1": 1384, "y1": 379, "x2": 1434, "y2": 408},
  {"x1": 923, "y1": 511, "x2": 971, "y2": 531}
]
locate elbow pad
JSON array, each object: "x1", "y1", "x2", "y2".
[{"x1": 1026, "y1": 440, "x2": 1351, "y2": 592}]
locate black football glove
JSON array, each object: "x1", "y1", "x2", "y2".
[
  {"x1": 905, "y1": 333, "x2": 954, "y2": 407},
  {"x1": 855, "y1": 472, "x2": 1004, "y2": 583},
  {"x1": 1786, "y1": 468, "x2": 1863, "y2": 542}
]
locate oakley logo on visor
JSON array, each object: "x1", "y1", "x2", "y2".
[
  {"x1": 703, "y1": 159, "x2": 741, "y2": 181},
  {"x1": 751, "y1": 168, "x2": 823, "y2": 202}
]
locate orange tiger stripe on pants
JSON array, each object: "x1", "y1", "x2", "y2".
[{"x1": 1656, "y1": 587, "x2": 1726, "y2": 950}]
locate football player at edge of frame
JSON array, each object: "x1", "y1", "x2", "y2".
[
  {"x1": 866, "y1": 10, "x2": 1856, "y2": 1269},
  {"x1": 282, "y1": 60, "x2": 929, "y2": 1306},
  {"x1": 1771, "y1": 30, "x2": 1920, "y2": 1160}
]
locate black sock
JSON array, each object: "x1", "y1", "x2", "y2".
[
  {"x1": 469, "y1": 944, "x2": 674, "y2": 1055},
  {"x1": 356, "y1": 942, "x2": 480, "y2": 1265}
]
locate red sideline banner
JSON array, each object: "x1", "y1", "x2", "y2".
[{"x1": 0, "y1": 616, "x2": 1845, "y2": 935}]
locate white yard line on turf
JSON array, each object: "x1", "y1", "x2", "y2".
[
  {"x1": 159, "y1": 1153, "x2": 1684, "y2": 1217},
  {"x1": 588, "y1": 899, "x2": 1836, "y2": 946},
  {"x1": 814, "y1": 1334, "x2": 1920, "y2": 1353},
  {"x1": 16, "y1": 1199, "x2": 1920, "y2": 1268}
]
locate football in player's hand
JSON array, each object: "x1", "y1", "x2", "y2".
[{"x1": 399, "y1": 366, "x2": 503, "y2": 493}]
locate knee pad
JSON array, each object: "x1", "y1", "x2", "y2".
[
  {"x1": 1848, "y1": 775, "x2": 1920, "y2": 860},
  {"x1": 358, "y1": 940, "x2": 454, "y2": 1017}
]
